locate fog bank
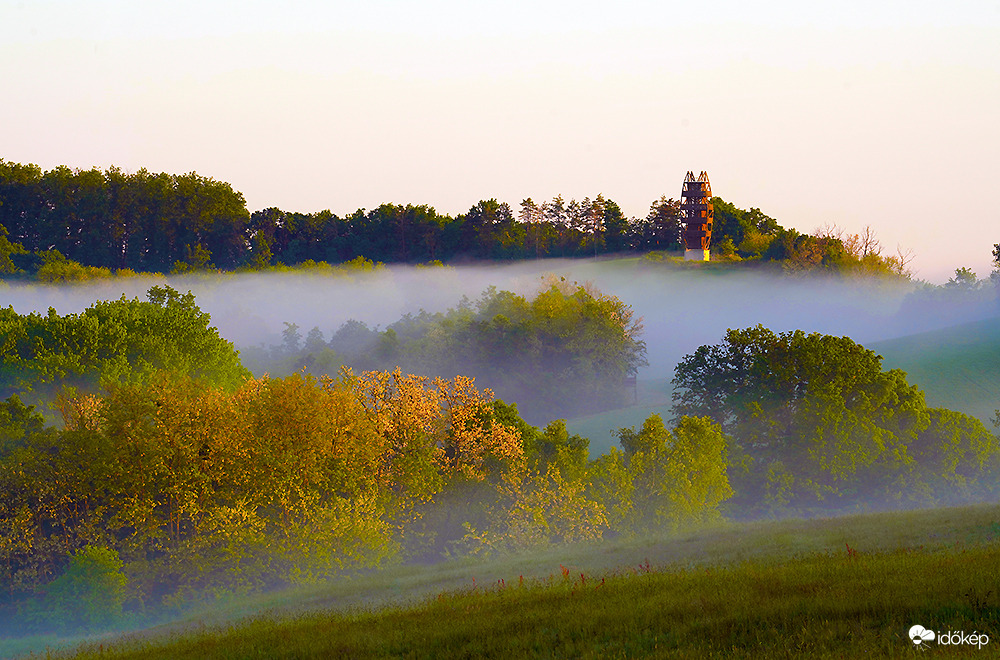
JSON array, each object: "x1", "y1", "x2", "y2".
[{"x1": 3, "y1": 260, "x2": 996, "y2": 382}]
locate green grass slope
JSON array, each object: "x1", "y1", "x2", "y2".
[
  {"x1": 74, "y1": 548, "x2": 1000, "y2": 659},
  {"x1": 22, "y1": 503, "x2": 1000, "y2": 659},
  {"x1": 565, "y1": 378, "x2": 675, "y2": 456},
  {"x1": 874, "y1": 316, "x2": 1000, "y2": 426}
]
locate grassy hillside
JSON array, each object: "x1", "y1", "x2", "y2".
[
  {"x1": 565, "y1": 377, "x2": 674, "y2": 456},
  {"x1": 874, "y1": 316, "x2": 1000, "y2": 426},
  {"x1": 13, "y1": 503, "x2": 1000, "y2": 659}
]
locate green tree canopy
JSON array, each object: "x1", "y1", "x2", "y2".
[
  {"x1": 0, "y1": 285, "x2": 250, "y2": 400},
  {"x1": 0, "y1": 223, "x2": 27, "y2": 275},
  {"x1": 672, "y1": 326, "x2": 999, "y2": 514},
  {"x1": 607, "y1": 414, "x2": 732, "y2": 533},
  {"x1": 711, "y1": 197, "x2": 781, "y2": 258}
]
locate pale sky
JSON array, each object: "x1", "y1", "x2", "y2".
[{"x1": 2, "y1": 1, "x2": 998, "y2": 283}]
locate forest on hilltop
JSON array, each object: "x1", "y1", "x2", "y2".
[{"x1": 0, "y1": 159, "x2": 915, "y2": 280}]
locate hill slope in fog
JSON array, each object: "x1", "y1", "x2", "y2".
[{"x1": 874, "y1": 315, "x2": 1000, "y2": 426}]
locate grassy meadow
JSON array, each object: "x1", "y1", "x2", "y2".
[
  {"x1": 566, "y1": 377, "x2": 674, "y2": 456},
  {"x1": 10, "y1": 502, "x2": 999, "y2": 659}
]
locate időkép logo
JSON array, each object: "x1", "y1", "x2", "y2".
[{"x1": 909, "y1": 624, "x2": 989, "y2": 649}]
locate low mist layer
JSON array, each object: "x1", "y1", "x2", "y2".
[{"x1": 3, "y1": 258, "x2": 996, "y2": 382}]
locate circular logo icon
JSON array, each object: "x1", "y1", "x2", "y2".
[{"x1": 910, "y1": 625, "x2": 935, "y2": 645}]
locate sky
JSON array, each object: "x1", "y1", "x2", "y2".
[{"x1": 2, "y1": 0, "x2": 998, "y2": 283}]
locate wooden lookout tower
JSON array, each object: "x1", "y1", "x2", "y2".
[{"x1": 681, "y1": 171, "x2": 713, "y2": 261}]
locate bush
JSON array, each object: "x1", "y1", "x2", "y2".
[
  {"x1": 29, "y1": 545, "x2": 127, "y2": 631},
  {"x1": 35, "y1": 250, "x2": 113, "y2": 282}
]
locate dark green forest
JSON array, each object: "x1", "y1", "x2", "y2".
[{"x1": 0, "y1": 159, "x2": 913, "y2": 279}]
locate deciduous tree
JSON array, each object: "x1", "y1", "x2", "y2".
[{"x1": 671, "y1": 326, "x2": 992, "y2": 513}]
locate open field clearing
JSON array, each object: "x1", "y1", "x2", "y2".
[{"x1": 10, "y1": 502, "x2": 1000, "y2": 659}]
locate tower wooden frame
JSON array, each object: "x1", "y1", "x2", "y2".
[{"x1": 681, "y1": 171, "x2": 713, "y2": 261}]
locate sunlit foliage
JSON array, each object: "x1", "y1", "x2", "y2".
[
  {"x1": 0, "y1": 286, "x2": 250, "y2": 401},
  {"x1": 0, "y1": 368, "x2": 531, "y2": 620},
  {"x1": 672, "y1": 326, "x2": 1000, "y2": 515},
  {"x1": 614, "y1": 415, "x2": 733, "y2": 532}
]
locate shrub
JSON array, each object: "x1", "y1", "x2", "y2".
[{"x1": 30, "y1": 545, "x2": 127, "y2": 631}]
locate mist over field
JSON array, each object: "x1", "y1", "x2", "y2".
[
  {"x1": 3, "y1": 260, "x2": 1000, "y2": 656},
  {"x1": 2, "y1": 258, "x2": 996, "y2": 379}
]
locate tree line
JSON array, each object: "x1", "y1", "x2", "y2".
[
  {"x1": 0, "y1": 159, "x2": 918, "y2": 279},
  {"x1": 0, "y1": 369, "x2": 728, "y2": 632},
  {"x1": 0, "y1": 286, "x2": 249, "y2": 406}
]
